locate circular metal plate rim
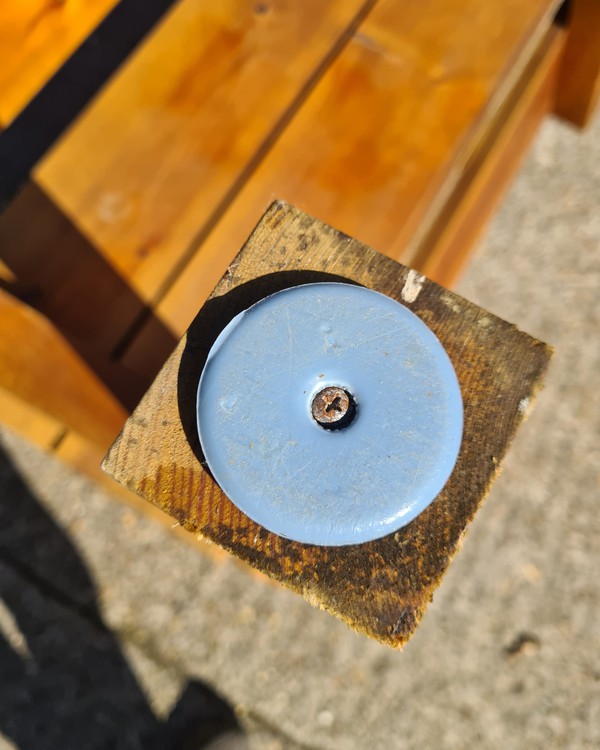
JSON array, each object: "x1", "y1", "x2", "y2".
[{"x1": 196, "y1": 282, "x2": 463, "y2": 547}]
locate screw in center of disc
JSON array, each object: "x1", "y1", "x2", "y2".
[{"x1": 311, "y1": 386, "x2": 356, "y2": 430}]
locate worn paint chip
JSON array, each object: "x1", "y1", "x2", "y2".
[{"x1": 401, "y1": 270, "x2": 426, "y2": 303}]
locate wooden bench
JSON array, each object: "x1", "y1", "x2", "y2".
[{"x1": 0, "y1": 0, "x2": 597, "y2": 514}]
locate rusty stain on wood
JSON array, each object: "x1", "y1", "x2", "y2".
[{"x1": 102, "y1": 201, "x2": 552, "y2": 648}]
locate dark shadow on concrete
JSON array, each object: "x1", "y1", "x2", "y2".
[
  {"x1": 0, "y1": 445, "x2": 244, "y2": 749},
  {"x1": 177, "y1": 270, "x2": 361, "y2": 464}
]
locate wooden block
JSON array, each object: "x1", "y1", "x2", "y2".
[
  {"x1": 103, "y1": 202, "x2": 552, "y2": 647},
  {"x1": 120, "y1": 0, "x2": 562, "y2": 372},
  {"x1": 0, "y1": 0, "x2": 119, "y2": 127},
  {"x1": 554, "y1": 0, "x2": 600, "y2": 127}
]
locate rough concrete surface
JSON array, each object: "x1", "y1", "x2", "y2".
[{"x1": 0, "y1": 112, "x2": 598, "y2": 749}]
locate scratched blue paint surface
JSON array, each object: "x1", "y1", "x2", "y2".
[{"x1": 197, "y1": 283, "x2": 462, "y2": 546}]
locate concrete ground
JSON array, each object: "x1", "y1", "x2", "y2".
[{"x1": 0, "y1": 111, "x2": 598, "y2": 750}]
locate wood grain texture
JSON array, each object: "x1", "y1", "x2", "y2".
[
  {"x1": 103, "y1": 202, "x2": 552, "y2": 647},
  {"x1": 0, "y1": 390, "x2": 66, "y2": 451},
  {"x1": 0, "y1": 183, "x2": 165, "y2": 408},
  {"x1": 554, "y1": 0, "x2": 600, "y2": 127},
  {"x1": 35, "y1": 0, "x2": 372, "y2": 307},
  {"x1": 0, "y1": 0, "x2": 119, "y2": 127},
  {"x1": 0, "y1": 288, "x2": 127, "y2": 450},
  {"x1": 120, "y1": 0, "x2": 562, "y2": 359},
  {"x1": 53, "y1": 430, "x2": 247, "y2": 569},
  {"x1": 411, "y1": 26, "x2": 565, "y2": 286}
]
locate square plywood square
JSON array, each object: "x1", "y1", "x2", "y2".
[{"x1": 103, "y1": 201, "x2": 551, "y2": 647}]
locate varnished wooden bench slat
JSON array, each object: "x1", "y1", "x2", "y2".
[
  {"x1": 32, "y1": 0, "x2": 372, "y2": 306},
  {"x1": 103, "y1": 202, "x2": 553, "y2": 647},
  {"x1": 554, "y1": 0, "x2": 600, "y2": 127},
  {"x1": 120, "y1": 0, "x2": 563, "y2": 377},
  {"x1": 0, "y1": 288, "x2": 127, "y2": 450},
  {"x1": 0, "y1": 0, "x2": 120, "y2": 127}
]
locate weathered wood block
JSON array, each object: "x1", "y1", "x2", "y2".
[{"x1": 102, "y1": 201, "x2": 552, "y2": 647}]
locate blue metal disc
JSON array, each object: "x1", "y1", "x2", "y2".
[{"x1": 197, "y1": 283, "x2": 462, "y2": 546}]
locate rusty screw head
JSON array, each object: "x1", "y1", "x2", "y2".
[{"x1": 311, "y1": 386, "x2": 356, "y2": 430}]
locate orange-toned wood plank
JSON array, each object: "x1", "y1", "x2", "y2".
[
  {"x1": 0, "y1": 183, "x2": 145, "y2": 354},
  {"x1": 0, "y1": 0, "x2": 119, "y2": 127},
  {"x1": 554, "y1": 0, "x2": 600, "y2": 127},
  {"x1": 0, "y1": 260, "x2": 17, "y2": 285},
  {"x1": 0, "y1": 414, "x2": 238, "y2": 569},
  {"x1": 0, "y1": 390, "x2": 65, "y2": 450},
  {"x1": 35, "y1": 0, "x2": 372, "y2": 308},
  {"x1": 122, "y1": 0, "x2": 562, "y2": 367},
  {"x1": 0, "y1": 288, "x2": 127, "y2": 449},
  {"x1": 409, "y1": 27, "x2": 566, "y2": 286}
]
